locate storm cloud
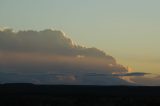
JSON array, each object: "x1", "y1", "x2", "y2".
[
  {"x1": 0, "y1": 29, "x2": 115, "y2": 61},
  {"x1": 0, "y1": 28, "x2": 135, "y2": 85}
]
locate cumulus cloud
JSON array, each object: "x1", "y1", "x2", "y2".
[
  {"x1": 0, "y1": 28, "x2": 134, "y2": 85},
  {"x1": 0, "y1": 29, "x2": 115, "y2": 60}
]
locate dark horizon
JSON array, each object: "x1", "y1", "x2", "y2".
[{"x1": 1, "y1": 83, "x2": 160, "y2": 105}]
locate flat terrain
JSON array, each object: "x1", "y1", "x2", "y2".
[{"x1": 1, "y1": 84, "x2": 160, "y2": 106}]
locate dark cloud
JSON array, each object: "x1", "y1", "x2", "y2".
[
  {"x1": 0, "y1": 28, "x2": 133, "y2": 85},
  {"x1": 113, "y1": 72, "x2": 150, "y2": 77},
  {"x1": 0, "y1": 72, "x2": 131, "y2": 85},
  {"x1": 0, "y1": 29, "x2": 115, "y2": 62}
]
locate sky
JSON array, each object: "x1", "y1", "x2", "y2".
[{"x1": 0, "y1": 0, "x2": 160, "y2": 85}]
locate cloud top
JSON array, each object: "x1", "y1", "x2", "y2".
[{"x1": 0, "y1": 29, "x2": 114, "y2": 60}]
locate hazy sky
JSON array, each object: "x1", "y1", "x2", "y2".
[{"x1": 0, "y1": 0, "x2": 160, "y2": 74}]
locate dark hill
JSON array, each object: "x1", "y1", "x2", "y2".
[{"x1": 1, "y1": 84, "x2": 160, "y2": 105}]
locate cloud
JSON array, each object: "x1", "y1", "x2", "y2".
[
  {"x1": 113, "y1": 72, "x2": 150, "y2": 77},
  {"x1": 0, "y1": 72, "x2": 131, "y2": 85},
  {"x1": 130, "y1": 75, "x2": 160, "y2": 86},
  {"x1": 0, "y1": 27, "x2": 11, "y2": 31},
  {"x1": 0, "y1": 28, "x2": 133, "y2": 85},
  {"x1": 0, "y1": 29, "x2": 115, "y2": 61}
]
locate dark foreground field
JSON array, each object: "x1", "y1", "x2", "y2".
[{"x1": 1, "y1": 84, "x2": 160, "y2": 106}]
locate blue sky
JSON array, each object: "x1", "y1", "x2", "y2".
[{"x1": 0, "y1": 0, "x2": 160, "y2": 74}]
